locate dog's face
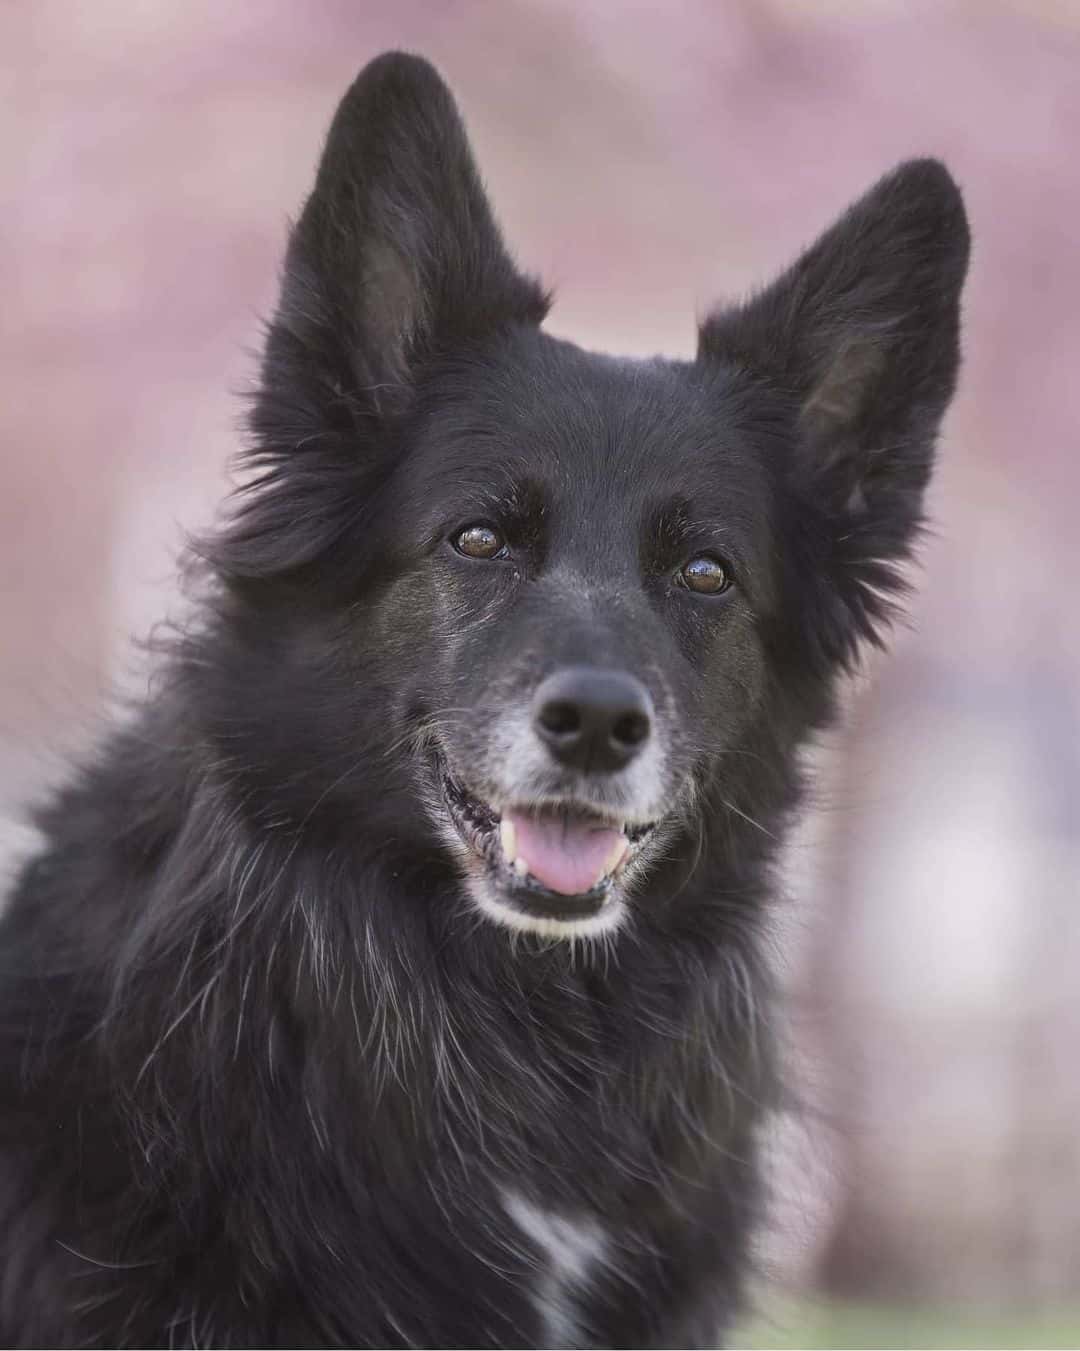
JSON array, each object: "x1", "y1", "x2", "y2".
[
  {"x1": 208, "y1": 55, "x2": 968, "y2": 940},
  {"x1": 379, "y1": 339, "x2": 780, "y2": 937}
]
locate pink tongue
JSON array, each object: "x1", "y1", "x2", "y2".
[{"x1": 507, "y1": 811, "x2": 623, "y2": 896}]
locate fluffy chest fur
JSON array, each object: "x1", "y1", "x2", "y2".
[{"x1": 3, "y1": 790, "x2": 769, "y2": 1347}]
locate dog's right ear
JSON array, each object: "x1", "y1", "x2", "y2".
[
  {"x1": 221, "y1": 54, "x2": 547, "y2": 580},
  {"x1": 275, "y1": 52, "x2": 548, "y2": 405}
]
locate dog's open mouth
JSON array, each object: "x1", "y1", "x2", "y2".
[{"x1": 437, "y1": 759, "x2": 655, "y2": 929}]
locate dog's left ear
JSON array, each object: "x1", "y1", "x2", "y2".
[{"x1": 699, "y1": 160, "x2": 970, "y2": 662}]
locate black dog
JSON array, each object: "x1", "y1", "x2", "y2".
[{"x1": 0, "y1": 53, "x2": 968, "y2": 1348}]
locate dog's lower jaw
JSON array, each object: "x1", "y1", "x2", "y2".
[{"x1": 464, "y1": 870, "x2": 629, "y2": 941}]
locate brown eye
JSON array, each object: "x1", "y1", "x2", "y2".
[
  {"x1": 679, "y1": 555, "x2": 731, "y2": 595},
  {"x1": 453, "y1": 524, "x2": 507, "y2": 560}
]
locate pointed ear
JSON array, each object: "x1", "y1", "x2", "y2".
[
  {"x1": 221, "y1": 54, "x2": 548, "y2": 581},
  {"x1": 700, "y1": 159, "x2": 970, "y2": 664},
  {"x1": 278, "y1": 51, "x2": 548, "y2": 400}
]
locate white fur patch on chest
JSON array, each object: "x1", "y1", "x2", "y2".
[{"x1": 502, "y1": 1190, "x2": 610, "y2": 1349}]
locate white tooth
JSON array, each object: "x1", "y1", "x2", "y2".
[
  {"x1": 604, "y1": 835, "x2": 629, "y2": 876},
  {"x1": 514, "y1": 857, "x2": 529, "y2": 877},
  {"x1": 499, "y1": 818, "x2": 517, "y2": 863}
]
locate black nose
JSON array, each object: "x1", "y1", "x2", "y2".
[{"x1": 532, "y1": 666, "x2": 654, "y2": 773}]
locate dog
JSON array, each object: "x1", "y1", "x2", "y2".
[{"x1": 0, "y1": 51, "x2": 968, "y2": 1349}]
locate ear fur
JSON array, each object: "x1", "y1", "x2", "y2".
[
  {"x1": 700, "y1": 159, "x2": 970, "y2": 667},
  {"x1": 218, "y1": 53, "x2": 548, "y2": 582},
  {"x1": 280, "y1": 52, "x2": 548, "y2": 399}
]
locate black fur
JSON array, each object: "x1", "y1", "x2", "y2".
[{"x1": 0, "y1": 53, "x2": 969, "y2": 1348}]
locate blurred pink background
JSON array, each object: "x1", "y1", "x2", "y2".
[{"x1": 3, "y1": 1, "x2": 1079, "y2": 1340}]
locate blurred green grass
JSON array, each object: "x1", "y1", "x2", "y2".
[{"x1": 737, "y1": 1298, "x2": 1080, "y2": 1349}]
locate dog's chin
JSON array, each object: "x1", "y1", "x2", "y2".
[{"x1": 434, "y1": 757, "x2": 659, "y2": 940}]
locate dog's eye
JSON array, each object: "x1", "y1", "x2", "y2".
[
  {"x1": 679, "y1": 555, "x2": 732, "y2": 595},
  {"x1": 453, "y1": 524, "x2": 508, "y2": 560}
]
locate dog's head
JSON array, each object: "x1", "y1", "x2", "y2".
[{"x1": 205, "y1": 54, "x2": 968, "y2": 941}]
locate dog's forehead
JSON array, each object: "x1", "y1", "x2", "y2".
[{"x1": 412, "y1": 331, "x2": 775, "y2": 516}]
